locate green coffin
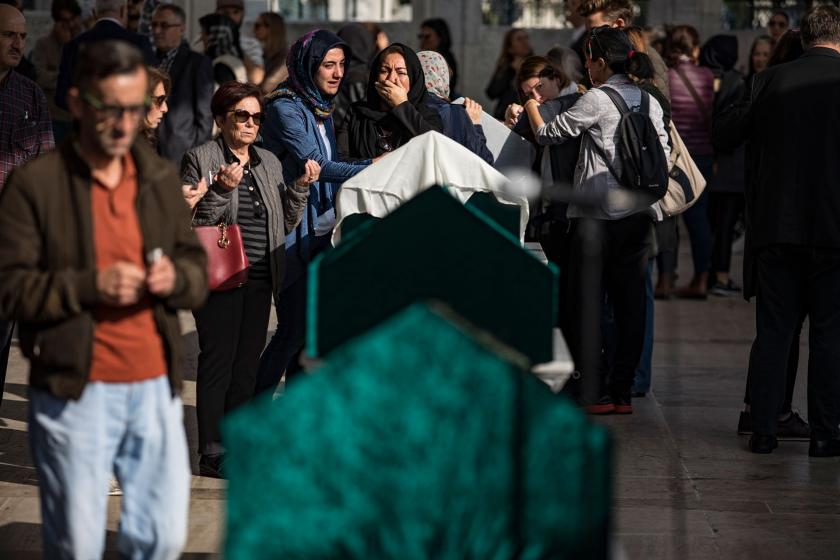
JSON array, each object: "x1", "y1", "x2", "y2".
[
  {"x1": 308, "y1": 186, "x2": 557, "y2": 364},
  {"x1": 224, "y1": 303, "x2": 611, "y2": 559}
]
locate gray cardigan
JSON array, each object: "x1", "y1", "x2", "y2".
[
  {"x1": 535, "y1": 75, "x2": 670, "y2": 220},
  {"x1": 181, "y1": 137, "x2": 309, "y2": 297}
]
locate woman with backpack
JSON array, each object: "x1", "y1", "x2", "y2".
[{"x1": 523, "y1": 26, "x2": 670, "y2": 415}]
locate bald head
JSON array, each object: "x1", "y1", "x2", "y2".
[{"x1": 0, "y1": 5, "x2": 27, "y2": 74}]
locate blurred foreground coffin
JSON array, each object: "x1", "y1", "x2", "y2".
[
  {"x1": 332, "y1": 131, "x2": 530, "y2": 244},
  {"x1": 224, "y1": 303, "x2": 610, "y2": 560},
  {"x1": 309, "y1": 186, "x2": 556, "y2": 365}
]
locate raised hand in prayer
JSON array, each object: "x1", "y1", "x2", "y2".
[
  {"x1": 464, "y1": 98, "x2": 483, "y2": 125},
  {"x1": 182, "y1": 177, "x2": 208, "y2": 209}
]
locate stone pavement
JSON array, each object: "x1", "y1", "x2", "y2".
[{"x1": 1, "y1": 258, "x2": 839, "y2": 559}]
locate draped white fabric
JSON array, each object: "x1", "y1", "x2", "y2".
[{"x1": 332, "y1": 131, "x2": 530, "y2": 245}]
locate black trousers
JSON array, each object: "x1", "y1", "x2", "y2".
[
  {"x1": 654, "y1": 217, "x2": 679, "y2": 276},
  {"x1": 743, "y1": 310, "x2": 805, "y2": 414},
  {"x1": 709, "y1": 192, "x2": 744, "y2": 274},
  {"x1": 748, "y1": 245, "x2": 840, "y2": 438},
  {"x1": 194, "y1": 279, "x2": 273, "y2": 455},
  {"x1": 566, "y1": 214, "x2": 652, "y2": 397}
]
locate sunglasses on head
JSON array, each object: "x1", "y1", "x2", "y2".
[{"x1": 228, "y1": 109, "x2": 264, "y2": 125}]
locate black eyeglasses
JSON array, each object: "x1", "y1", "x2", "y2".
[
  {"x1": 82, "y1": 92, "x2": 149, "y2": 121},
  {"x1": 228, "y1": 109, "x2": 264, "y2": 126},
  {"x1": 152, "y1": 94, "x2": 167, "y2": 107}
]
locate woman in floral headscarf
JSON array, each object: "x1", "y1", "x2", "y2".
[
  {"x1": 257, "y1": 29, "x2": 373, "y2": 395},
  {"x1": 417, "y1": 50, "x2": 493, "y2": 164}
]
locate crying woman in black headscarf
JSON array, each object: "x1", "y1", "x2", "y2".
[{"x1": 336, "y1": 43, "x2": 443, "y2": 160}]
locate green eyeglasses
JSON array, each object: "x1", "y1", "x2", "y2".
[{"x1": 82, "y1": 92, "x2": 150, "y2": 121}]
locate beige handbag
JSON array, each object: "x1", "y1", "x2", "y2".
[{"x1": 658, "y1": 121, "x2": 707, "y2": 217}]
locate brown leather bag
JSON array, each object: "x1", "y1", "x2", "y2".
[{"x1": 193, "y1": 222, "x2": 249, "y2": 291}]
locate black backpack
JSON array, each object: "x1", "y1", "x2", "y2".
[{"x1": 593, "y1": 86, "x2": 669, "y2": 201}]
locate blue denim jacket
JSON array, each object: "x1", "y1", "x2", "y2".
[{"x1": 263, "y1": 95, "x2": 370, "y2": 287}]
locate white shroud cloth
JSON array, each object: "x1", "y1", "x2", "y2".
[{"x1": 332, "y1": 131, "x2": 530, "y2": 245}]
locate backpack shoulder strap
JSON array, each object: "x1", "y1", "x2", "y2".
[{"x1": 599, "y1": 86, "x2": 632, "y2": 115}]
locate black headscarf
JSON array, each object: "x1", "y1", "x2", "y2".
[
  {"x1": 700, "y1": 35, "x2": 739, "y2": 77},
  {"x1": 357, "y1": 43, "x2": 433, "y2": 119},
  {"x1": 342, "y1": 43, "x2": 443, "y2": 159}
]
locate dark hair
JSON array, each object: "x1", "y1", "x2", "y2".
[
  {"x1": 768, "y1": 29, "x2": 803, "y2": 67},
  {"x1": 73, "y1": 40, "x2": 146, "y2": 92},
  {"x1": 147, "y1": 65, "x2": 171, "y2": 96},
  {"x1": 494, "y1": 28, "x2": 533, "y2": 73},
  {"x1": 664, "y1": 24, "x2": 700, "y2": 67},
  {"x1": 51, "y1": 0, "x2": 81, "y2": 21},
  {"x1": 377, "y1": 44, "x2": 406, "y2": 64},
  {"x1": 153, "y1": 3, "x2": 185, "y2": 23},
  {"x1": 801, "y1": 5, "x2": 840, "y2": 48},
  {"x1": 748, "y1": 35, "x2": 773, "y2": 76},
  {"x1": 211, "y1": 80, "x2": 263, "y2": 118},
  {"x1": 579, "y1": 0, "x2": 634, "y2": 24},
  {"x1": 770, "y1": 10, "x2": 789, "y2": 24},
  {"x1": 516, "y1": 55, "x2": 571, "y2": 98},
  {"x1": 420, "y1": 18, "x2": 452, "y2": 52},
  {"x1": 142, "y1": 66, "x2": 170, "y2": 146},
  {"x1": 588, "y1": 26, "x2": 653, "y2": 80}
]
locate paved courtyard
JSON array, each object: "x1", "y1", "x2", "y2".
[{"x1": 1, "y1": 252, "x2": 839, "y2": 559}]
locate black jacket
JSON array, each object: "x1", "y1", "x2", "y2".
[
  {"x1": 714, "y1": 48, "x2": 840, "y2": 250},
  {"x1": 55, "y1": 20, "x2": 156, "y2": 110},
  {"x1": 157, "y1": 43, "x2": 215, "y2": 166}
]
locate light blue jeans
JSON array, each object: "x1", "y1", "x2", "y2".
[{"x1": 28, "y1": 375, "x2": 190, "y2": 560}]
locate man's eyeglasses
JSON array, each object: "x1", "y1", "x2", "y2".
[
  {"x1": 228, "y1": 109, "x2": 264, "y2": 126},
  {"x1": 150, "y1": 22, "x2": 182, "y2": 30},
  {"x1": 82, "y1": 93, "x2": 149, "y2": 121},
  {"x1": 152, "y1": 94, "x2": 168, "y2": 108}
]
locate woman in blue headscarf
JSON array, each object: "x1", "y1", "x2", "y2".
[{"x1": 257, "y1": 29, "x2": 371, "y2": 394}]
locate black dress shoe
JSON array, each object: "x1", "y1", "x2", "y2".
[
  {"x1": 809, "y1": 437, "x2": 840, "y2": 458},
  {"x1": 199, "y1": 453, "x2": 226, "y2": 479},
  {"x1": 749, "y1": 434, "x2": 778, "y2": 454}
]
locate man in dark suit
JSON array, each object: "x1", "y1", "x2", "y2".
[
  {"x1": 54, "y1": 0, "x2": 155, "y2": 110},
  {"x1": 151, "y1": 4, "x2": 213, "y2": 166},
  {"x1": 714, "y1": 5, "x2": 840, "y2": 456}
]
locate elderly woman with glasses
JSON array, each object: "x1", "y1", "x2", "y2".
[{"x1": 181, "y1": 81, "x2": 320, "y2": 478}]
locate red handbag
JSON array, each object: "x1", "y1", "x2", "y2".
[{"x1": 194, "y1": 222, "x2": 249, "y2": 291}]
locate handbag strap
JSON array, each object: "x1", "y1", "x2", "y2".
[{"x1": 674, "y1": 65, "x2": 711, "y2": 129}]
